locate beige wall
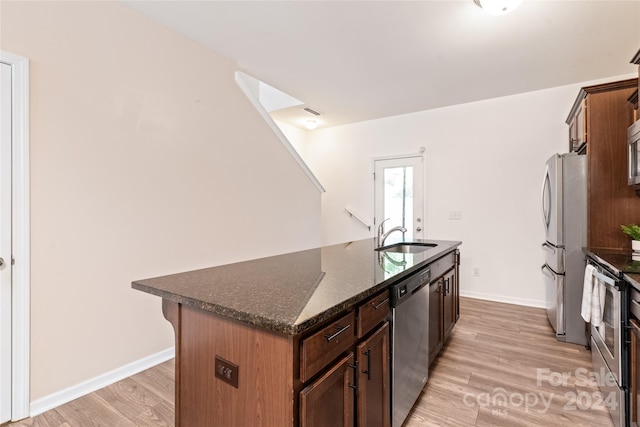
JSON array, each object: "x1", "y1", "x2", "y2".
[{"x1": 1, "y1": 1, "x2": 321, "y2": 401}]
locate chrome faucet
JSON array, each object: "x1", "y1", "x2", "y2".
[{"x1": 377, "y1": 218, "x2": 407, "y2": 247}]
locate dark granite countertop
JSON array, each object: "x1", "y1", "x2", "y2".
[
  {"x1": 132, "y1": 238, "x2": 461, "y2": 335},
  {"x1": 584, "y1": 247, "x2": 640, "y2": 291}
]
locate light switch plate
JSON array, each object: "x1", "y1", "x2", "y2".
[{"x1": 448, "y1": 211, "x2": 463, "y2": 220}]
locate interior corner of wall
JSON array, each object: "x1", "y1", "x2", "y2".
[{"x1": 234, "y1": 71, "x2": 325, "y2": 193}]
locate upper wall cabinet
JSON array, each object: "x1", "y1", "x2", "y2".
[
  {"x1": 567, "y1": 78, "x2": 639, "y2": 250},
  {"x1": 631, "y1": 49, "x2": 640, "y2": 123},
  {"x1": 567, "y1": 79, "x2": 637, "y2": 154}
]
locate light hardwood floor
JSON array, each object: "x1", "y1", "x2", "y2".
[{"x1": 5, "y1": 297, "x2": 615, "y2": 426}]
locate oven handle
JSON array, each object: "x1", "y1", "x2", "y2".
[{"x1": 591, "y1": 268, "x2": 616, "y2": 287}]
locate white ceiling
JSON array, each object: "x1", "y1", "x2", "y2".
[{"x1": 123, "y1": 0, "x2": 640, "y2": 130}]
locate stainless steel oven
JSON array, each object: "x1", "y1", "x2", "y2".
[{"x1": 587, "y1": 258, "x2": 626, "y2": 427}]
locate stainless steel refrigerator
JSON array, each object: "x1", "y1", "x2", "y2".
[{"x1": 541, "y1": 152, "x2": 587, "y2": 346}]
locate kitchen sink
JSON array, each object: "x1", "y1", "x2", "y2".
[{"x1": 374, "y1": 242, "x2": 437, "y2": 253}]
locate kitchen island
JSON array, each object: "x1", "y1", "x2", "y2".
[{"x1": 133, "y1": 237, "x2": 461, "y2": 427}]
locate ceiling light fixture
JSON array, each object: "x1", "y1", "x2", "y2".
[
  {"x1": 473, "y1": 0, "x2": 523, "y2": 15},
  {"x1": 305, "y1": 119, "x2": 318, "y2": 130}
]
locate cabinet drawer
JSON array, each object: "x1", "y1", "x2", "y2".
[
  {"x1": 429, "y1": 252, "x2": 456, "y2": 281},
  {"x1": 631, "y1": 287, "x2": 640, "y2": 321},
  {"x1": 301, "y1": 311, "x2": 356, "y2": 383},
  {"x1": 357, "y1": 289, "x2": 390, "y2": 339}
]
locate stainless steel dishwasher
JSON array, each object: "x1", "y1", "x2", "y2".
[{"x1": 390, "y1": 266, "x2": 431, "y2": 427}]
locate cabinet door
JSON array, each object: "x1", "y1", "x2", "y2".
[
  {"x1": 356, "y1": 322, "x2": 390, "y2": 427},
  {"x1": 630, "y1": 318, "x2": 640, "y2": 426},
  {"x1": 300, "y1": 353, "x2": 355, "y2": 427},
  {"x1": 443, "y1": 269, "x2": 457, "y2": 340},
  {"x1": 569, "y1": 99, "x2": 586, "y2": 152},
  {"x1": 428, "y1": 280, "x2": 443, "y2": 366}
]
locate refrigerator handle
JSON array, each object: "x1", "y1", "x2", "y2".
[{"x1": 541, "y1": 166, "x2": 551, "y2": 231}]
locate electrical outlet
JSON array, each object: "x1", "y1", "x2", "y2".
[
  {"x1": 448, "y1": 211, "x2": 463, "y2": 220},
  {"x1": 473, "y1": 266, "x2": 480, "y2": 277},
  {"x1": 215, "y1": 356, "x2": 239, "y2": 388}
]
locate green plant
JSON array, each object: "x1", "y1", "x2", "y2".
[{"x1": 621, "y1": 224, "x2": 640, "y2": 240}]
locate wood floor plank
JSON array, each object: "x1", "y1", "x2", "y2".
[
  {"x1": 53, "y1": 393, "x2": 137, "y2": 427},
  {"x1": 129, "y1": 361, "x2": 175, "y2": 405},
  {"x1": 94, "y1": 377, "x2": 162, "y2": 420},
  {"x1": 130, "y1": 401, "x2": 174, "y2": 427},
  {"x1": 5, "y1": 296, "x2": 618, "y2": 426},
  {"x1": 4, "y1": 410, "x2": 70, "y2": 427}
]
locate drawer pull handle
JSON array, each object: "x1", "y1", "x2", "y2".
[
  {"x1": 371, "y1": 298, "x2": 389, "y2": 310},
  {"x1": 324, "y1": 324, "x2": 351, "y2": 342}
]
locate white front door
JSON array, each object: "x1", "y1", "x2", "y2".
[
  {"x1": 0, "y1": 60, "x2": 13, "y2": 424},
  {"x1": 374, "y1": 156, "x2": 425, "y2": 242}
]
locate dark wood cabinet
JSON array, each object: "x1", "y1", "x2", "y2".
[
  {"x1": 566, "y1": 78, "x2": 639, "y2": 250},
  {"x1": 356, "y1": 322, "x2": 390, "y2": 427},
  {"x1": 428, "y1": 257, "x2": 459, "y2": 366},
  {"x1": 300, "y1": 352, "x2": 356, "y2": 427},
  {"x1": 442, "y1": 269, "x2": 458, "y2": 339},
  {"x1": 568, "y1": 98, "x2": 587, "y2": 153},
  {"x1": 428, "y1": 279, "x2": 443, "y2": 365},
  {"x1": 300, "y1": 311, "x2": 356, "y2": 383},
  {"x1": 301, "y1": 289, "x2": 390, "y2": 427}
]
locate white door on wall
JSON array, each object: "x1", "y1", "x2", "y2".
[
  {"x1": 0, "y1": 60, "x2": 12, "y2": 424},
  {"x1": 374, "y1": 156, "x2": 425, "y2": 242}
]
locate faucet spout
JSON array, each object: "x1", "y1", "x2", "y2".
[{"x1": 377, "y1": 218, "x2": 407, "y2": 247}]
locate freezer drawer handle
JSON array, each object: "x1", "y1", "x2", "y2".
[
  {"x1": 541, "y1": 242, "x2": 557, "y2": 254},
  {"x1": 541, "y1": 264, "x2": 557, "y2": 279}
]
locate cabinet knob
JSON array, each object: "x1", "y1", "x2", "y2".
[{"x1": 0, "y1": 257, "x2": 4, "y2": 267}]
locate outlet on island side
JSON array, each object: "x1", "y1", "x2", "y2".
[
  {"x1": 215, "y1": 356, "x2": 239, "y2": 388},
  {"x1": 473, "y1": 266, "x2": 480, "y2": 277}
]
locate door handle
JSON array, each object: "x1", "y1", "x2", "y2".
[{"x1": 362, "y1": 347, "x2": 372, "y2": 381}]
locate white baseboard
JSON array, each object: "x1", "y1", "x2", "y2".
[
  {"x1": 460, "y1": 290, "x2": 547, "y2": 309},
  {"x1": 30, "y1": 347, "x2": 175, "y2": 417}
]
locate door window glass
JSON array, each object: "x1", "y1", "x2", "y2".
[{"x1": 383, "y1": 166, "x2": 413, "y2": 241}]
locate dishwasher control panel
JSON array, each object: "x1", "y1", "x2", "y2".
[
  {"x1": 398, "y1": 285, "x2": 408, "y2": 298},
  {"x1": 390, "y1": 267, "x2": 430, "y2": 307}
]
